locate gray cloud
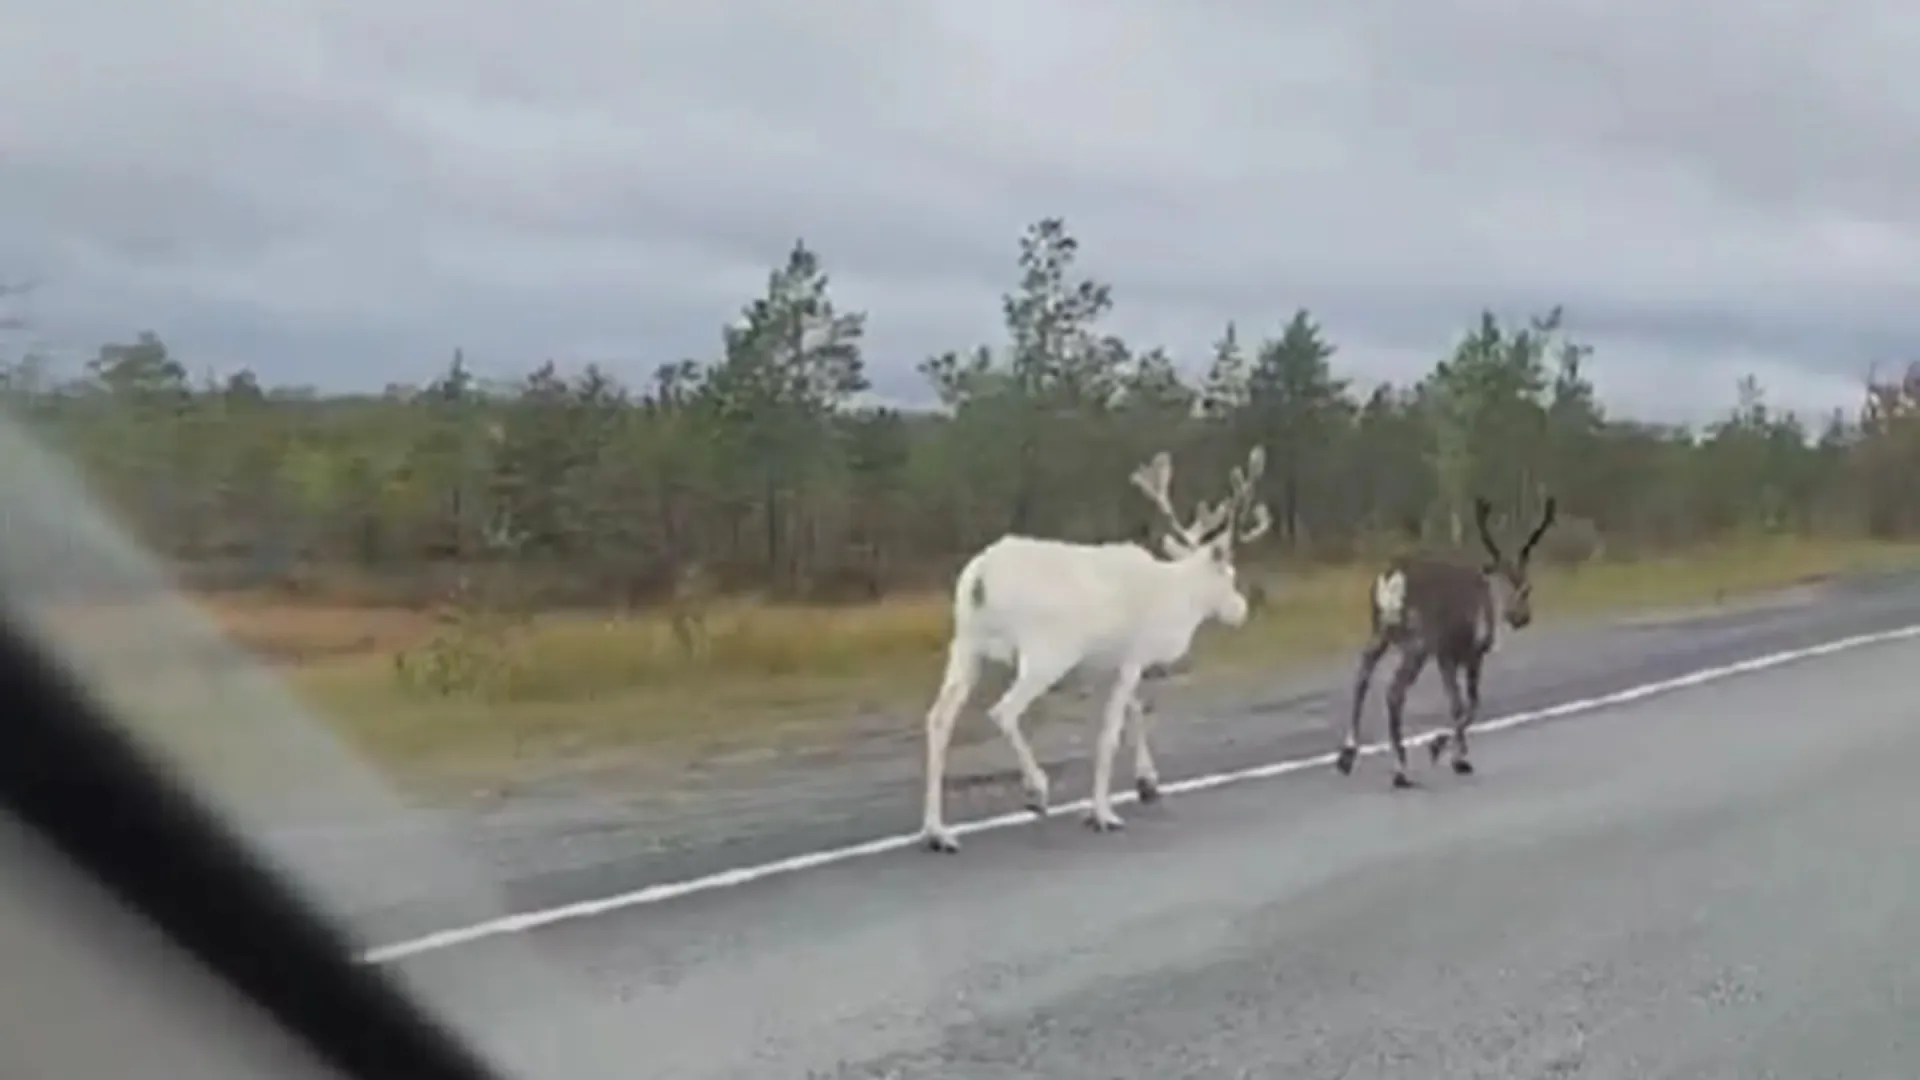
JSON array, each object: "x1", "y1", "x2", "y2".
[{"x1": 3, "y1": 0, "x2": 1915, "y2": 424}]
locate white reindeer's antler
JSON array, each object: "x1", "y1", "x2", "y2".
[
  {"x1": 1226, "y1": 445, "x2": 1272, "y2": 545},
  {"x1": 1134, "y1": 446, "x2": 1270, "y2": 552},
  {"x1": 1237, "y1": 501, "x2": 1273, "y2": 544},
  {"x1": 1130, "y1": 450, "x2": 1207, "y2": 550},
  {"x1": 1190, "y1": 497, "x2": 1235, "y2": 539}
]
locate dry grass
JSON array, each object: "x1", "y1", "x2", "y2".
[{"x1": 127, "y1": 536, "x2": 1918, "y2": 784}]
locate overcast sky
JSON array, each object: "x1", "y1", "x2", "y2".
[{"x1": 4, "y1": 0, "x2": 1918, "y2": 425}]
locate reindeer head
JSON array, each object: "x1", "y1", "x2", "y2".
[
  {"x1": 1128, "y1": 446, "x2": 1273, "y2": 628},
  {"x1": 1472, "y1": 495, "x2": 1558, "y2": 629}
]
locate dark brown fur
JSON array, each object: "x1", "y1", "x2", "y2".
[{"x1": 1337, "y1": 495, "x2": 1557, "y2": 787}]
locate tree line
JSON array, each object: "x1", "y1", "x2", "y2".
[{"x1": 4, "y1": 218, "x2": 1918, "y2": 610}]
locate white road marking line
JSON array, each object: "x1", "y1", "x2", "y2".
[{"x1": 358, "y1": 622, "x2": 1920, "y2": 965}]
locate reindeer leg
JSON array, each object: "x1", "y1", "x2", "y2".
[
  {"x1": 1385, "y1": 646, "x2": 1428, "y2": 790},
  {"x1": 984, "y1": 652, "x2": 1068, "y2": 822},
  {"x1": 921, "y1": 643, "x2": 980, "y2": 853},
  {"x1": 1127, "y1": 694, "x2": 1161, "y2": 803},
  {"x1": 1087, "y1": 665, "x2": 1144, "y2": 832},
  {"x1": 1340, "y1": 632, "x2": 1391, "y2": 776},
  {"x1": 1452, "y1": 652, "x2": 1483, "y2": 775},
  {"x1": 1430, "y1": 655, "x2": 1467, "y2": 772}
]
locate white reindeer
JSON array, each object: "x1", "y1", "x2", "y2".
[{"x1": 919, "y1": 446, "x2": 1272, "y2": 853}]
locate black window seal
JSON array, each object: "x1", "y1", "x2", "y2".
[{"x1": 0, "y1": 611, "x2": 507, "y2": 1080}]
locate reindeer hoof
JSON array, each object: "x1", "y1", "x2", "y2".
[
  {"x1": 1334, "y1": 746, "x2": 1358, "y2": 776},
  {"x1": 1428, "y1": 734, "x2": 1450, "y2": 764},
  {"x1": 1391, "y1": 771, "x2": 1414, "y2": 790},
  {"x1": 1135, "y1": 777, "x2": 1161, "y2": 804},
  {"x1": 1452, "y1": 758, "x2": 1474, "y2": 776},
  {"x1": 922, "y1": 830, "x2": 960, "y2": 854},
  {"x1": 1084, "y1": 812, "x2": 1126, "y2": 833},
  {"x1": 1020, "y1": 772, "x2": 1051, "y2": 816}
]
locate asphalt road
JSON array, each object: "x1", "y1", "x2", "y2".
[
  {"x1": 343, "y1": 571, "x2": 1920, "y2": 949},
  {"x1": 386, "y1": 583, "x2": 1920, "y2": 1079}
]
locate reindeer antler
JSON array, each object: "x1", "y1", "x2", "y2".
[
  {"x1": 1129, "y1": 451, "x2": 1204, "y2": 549},
  {"x1": 1519, "y1": 495, "x2": 1558, "y2": 563},
  {"x1": 1224, "y1": 445, "x2": 1272, "y2": 546},
  {"x1": 1237, "y1": 501, "x2": 1273, "y2": 544},
  {"x1": 1472, "y1": 496, "x2": 1502, "y2": 563},
  {"x1": 1134, "y1": 446, "x2": 1273, "y2": 552}
]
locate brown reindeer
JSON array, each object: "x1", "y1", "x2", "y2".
[{"x1": 1337, "y1": 495, "x2": 1558, "y2": 788}]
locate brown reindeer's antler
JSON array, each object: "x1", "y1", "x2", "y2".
[
  {"x1": 1472, "y1": 497, "x2": 1502, "y2": 564},
  {"x1": 1518, "y1": 496, "x2": 1558, "y2": 563}
]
